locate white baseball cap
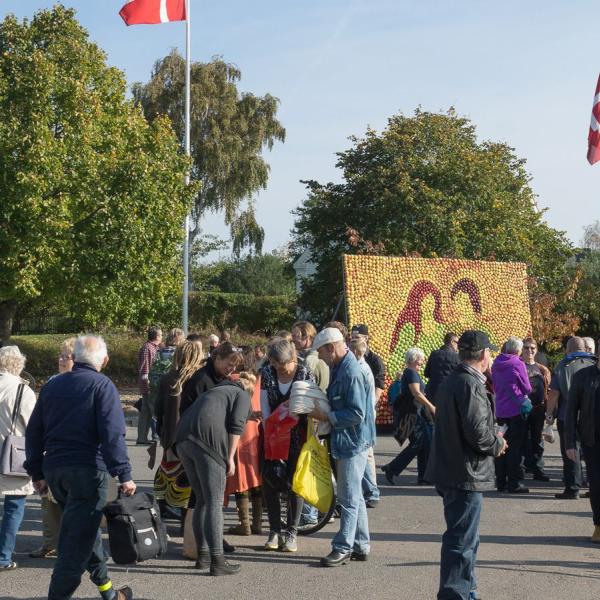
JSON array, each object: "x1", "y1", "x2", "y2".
[{"x1": 312, "y1": 327, "x2": 344, "y2": 351}]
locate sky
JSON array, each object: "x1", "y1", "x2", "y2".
[{"x1": 4, "y1": 1, "x2": 599, "y2": 257}]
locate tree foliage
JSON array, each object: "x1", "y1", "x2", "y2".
[
  {"x1": 292, "y1": 108, "x2": 573, "y2": 320},
  {"x1": 192, "y1": 251, "x2": 296, "y2": 297},
  {"x1": 132, "y1": 51, "x2": 285, "y2": 254},
  {"x1": 0, "y1": 7, "x2": 196, "y2": 340}
]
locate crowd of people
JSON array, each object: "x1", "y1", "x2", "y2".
[{"x1": 0, "y1": 321, "x2": 598, "y2": 600}]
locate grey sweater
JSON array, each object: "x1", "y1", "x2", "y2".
[{"x1": 175, "y1": 380, "x2": 250, "y2": 468}]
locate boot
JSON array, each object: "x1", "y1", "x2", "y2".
[
  {"x1": 227, "y1": 494, "x2": 251, "y2": 535},
  {"x1": 210, "y1": 553, "x2": 240, "y2": 576},
  {"x1": 250, "y1": 492, "x2": 263, "y2": 535}
]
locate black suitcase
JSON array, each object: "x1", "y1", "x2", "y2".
[{"x1": 103, "y1": 492, "x2": 168, "y2": 564}]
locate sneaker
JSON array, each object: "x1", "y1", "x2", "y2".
[
  {"x1": 365, "y1": 499, "x2": 379, "y2": 508},
  {"x1": 29, "y1": 546, "x2": 57, "y2": 558},
  {"x1": 264, "y1": 531, "x2": 281, "y2": 551},
  {"x1": 508, "y1": 485, "x2": 529, "y2": 494},
  {"x1": 280, "y1": 531, "x2": 298, "y2": 553},
  {"x1": 592, "y1": 526, "x2": 600, "y2": 544},
  {"x1": 0, "y1": 561, "x2": 17, "y2": 571}
]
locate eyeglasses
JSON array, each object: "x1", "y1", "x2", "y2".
[{"x1": 59, "y1": 354, "x2": 73, "y2": 361}]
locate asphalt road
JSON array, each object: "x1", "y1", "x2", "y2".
[{"x1": 3, "y1": 429, "x2": 599, "y2": 600}]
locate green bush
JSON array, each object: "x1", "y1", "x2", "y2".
[{"x1": 188, "y1": 292, "x2": 296, "y2": 334}]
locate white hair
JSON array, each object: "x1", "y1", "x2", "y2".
[
  {"x1": 405, "y1": 347, "x2": 425, "y2": 365},
  {"x1": 74, "y1": 335, "x2": 108, "y2": 371},
  {"x1": 504, "y1": 336, "x2": 523, "y2": 355},
  {"x1": 0, "y1": 345, "x2": 26, "y2": 376},
  {"x1": 208, "y1": 334, "x2": 219, "y2": 344},
  {"x1": 583, "y1": 337, "x2": 596, "y2": 354}
]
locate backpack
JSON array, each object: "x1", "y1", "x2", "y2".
[
  {"x1": 103, "y1": 492, "x2": 168, "y2": 564},
  {"x1": 148, "y1": 348, "x2": 175, "y2": 404}
]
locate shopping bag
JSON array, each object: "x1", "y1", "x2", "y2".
[
  {"x1": 264, "y1": 403, "x2": 299, "y2": 460},
  {"x1": 292, "y1": 420, "x2": 333, "y2": 513}
]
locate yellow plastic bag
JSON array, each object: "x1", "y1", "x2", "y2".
[{"x1": 292, "y1": 420, "x2": 334, "y2": 513}]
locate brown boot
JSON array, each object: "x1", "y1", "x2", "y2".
[
  {"x1": 227, "y1": 494, "x2": 251, "y2": 535},
  {"x1": 251, "y1": 491, "x2": 263, "y2": 535}
]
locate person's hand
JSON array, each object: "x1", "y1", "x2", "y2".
[
  {"x1": 308, "y1": 405, "x2": 330, "y2": 422},
  {"x1": 227, "y1": 458, "x2": 236, "y2": 477},
  {"x1": 566, "y1": 448, "x2": 578, "y2": 462},
  {"x1": 428, "y1": 405, "x2": 436, "y2": 417},
  {"x1": 249, "y1": 410, "x2": 262, "y2": 421},
  {"x1": 496, "y1": 436, "x2": 508, "y2": 457},
  {"x1": 33, "y1": 479, "x2": 48, "y2": 495},
  {"x1": 120, "y1": 480, "x2": 136, "y2": 496}
]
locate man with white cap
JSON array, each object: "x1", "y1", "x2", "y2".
[{"x1": 309, "y1": 327, "x2": 375, "y2": 567}]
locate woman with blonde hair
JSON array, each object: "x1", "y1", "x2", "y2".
[
  {"x1": 175, "y1": 372, "x2": 255, "y2": 576},
  {"x1": 154, "y1": 341, "x2": 205, "y2": 523},
  {"x1": 0, "y1": 346, "x2": 36, "y2": 570}
]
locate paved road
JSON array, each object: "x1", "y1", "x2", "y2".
[{"x1": 3, "y1": 430, "x2": 599, "y2": 600}]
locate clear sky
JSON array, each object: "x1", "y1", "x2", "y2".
[{"x1": 4, "y1": 1, "x2": 599, "y2": 254}]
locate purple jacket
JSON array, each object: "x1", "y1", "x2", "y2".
[{"x1": 491, "y1": 353, "x2": 532, "y2": 418}]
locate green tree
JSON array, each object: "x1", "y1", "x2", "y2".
[
  {"x1": 0, "y1": 7, "x2": 196, "y2": 341},
  {"x1": 132, "y1": 51, "x2": 285, "y2": 255},
  {"x1": 192, "y1": 251, "x2": 296, "y2": 297},
  {"x1": 292, "y1": 108, "x2": 573, "y2": 320}
]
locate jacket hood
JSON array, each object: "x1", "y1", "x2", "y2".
[{"x1": 492, "y1": 353, "x2": 522, "y2": 373}]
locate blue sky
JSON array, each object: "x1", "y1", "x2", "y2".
[{"x1": 4, "y1": 1, "x2": 599, "y2": 255}]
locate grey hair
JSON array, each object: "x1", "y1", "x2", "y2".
[
  {"x1": 583, "y1": 337, "x2": 596, "y2": 354},
  {"x1": 0, "y1": 345, "x2": 26, "y2": 376},
  {"x1": 267, "y1": 337, "x2": 296, "y2": 365},
  {"x1": 405, "y1": 347, "x2": 425, "y2": 365},
  {"x1": 74, "y1": 335, "x2": 108, "y2": 371},
  {"x1": 504, "y1": 336, "x2": 523, "y2": 355},
  {"x1": 208, "y1": 334, "x2": 219, "y2": 344}
]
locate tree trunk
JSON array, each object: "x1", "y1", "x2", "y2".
[{"x1": 0, "y1": 300, "x2": 17, "y2": 346}]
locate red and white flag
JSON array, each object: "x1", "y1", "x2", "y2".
[
  {"x1": 119, "y1": 0, "x2": 186, "y2": 26},
  {"x1": 588, "y1": 74, "x2": 600, "y2": 165}
]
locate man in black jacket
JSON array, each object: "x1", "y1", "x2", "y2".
[
  {"x1": 26, "y1": 335, "x2": 135, "y2": 600},
  {"x1": 565, "y1": 358, "x2": 600, "y2": 543},
  {"x1": 350, "y1": 324, "x2": 386, "y2": 401},
  {"x1": 424, "y1": 332, "x2": 460, "y2": 404},
  {"x1": 427, "y1": 331, "x2": 507, "y2": 600}
]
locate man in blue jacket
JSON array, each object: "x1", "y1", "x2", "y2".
[
  {"x1": 26, "y1": 335, "x2": 136, "y2": 600},
  {"x1": 310, "y1": 327, "x2": 375, "y2": 567}
]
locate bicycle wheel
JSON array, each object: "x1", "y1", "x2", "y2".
[{"x1": 296, "y1": 494, "x2": 337, "y2": 536}]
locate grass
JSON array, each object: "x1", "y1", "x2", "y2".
[{"x1": 11, "y1": 328, "x2": 268, "y2": 388}]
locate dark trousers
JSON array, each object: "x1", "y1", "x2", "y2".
[
  {"x1": 388, "y1": 415, "x2": 433, "y2": 481},
  {"x1": 263, "y1": 479, "x2": 304, "y2": 535},
  {"x1": 557, "y1": 419, "x2": 582, "y2": 492},
  {"x1": 495, "y1": 415, "x2": 527, "y2": 490},
  {"x1": 437, "y1": 487, "x2": 482, "y2": 600},
  {"x1": 524, "y1": 405, "x2": 545, "y2": 474},
  {"x1": 178, "y1": 440, "x2": 226, "y2": 554},
  {"x1": 582, "y1": 442, "x2": 600, "y2": 526},
  {"x1": 46, "y1": 467, "x2": 111, "y2": 600}
]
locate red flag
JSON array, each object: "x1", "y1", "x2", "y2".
[
  {"x1": 588, "y1": 74, "x2": 600, "y2": 165},
  {"x1": 119, "y1": 0, "x2": 186, "y2": 26}
]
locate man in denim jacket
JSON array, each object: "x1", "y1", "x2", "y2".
[{"x1": 309, "y1": 327, "x2": 375, "y2": 567}]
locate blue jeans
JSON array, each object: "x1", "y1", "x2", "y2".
[
  {"x1": 362, "y1": 447, "x2": 380, "y2": 501},
  {"x1": 388, "y1": 414, "x2": 433, "y2": 481},
  {"x1": 437, "y1": 487, "x2": 482, "y2": 600},
  {"x1": 0, "y1": 495, "x2": 26, "y2": 566},
  {"x1": 301, "y1": 502, "x2": 318, "y2": 524},
  {"x1": 46, "y1": 467, "x2": 112, "y2": 600},
  {"x1": 332, "y1": 449, "x2": 370, "y2": 554}
]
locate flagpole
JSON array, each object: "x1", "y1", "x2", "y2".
[{"x1": 182, "y1": 0, "x2": 191, "y2": 335}]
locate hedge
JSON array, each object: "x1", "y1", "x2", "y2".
[{"x1": 188, "y1": 292, "x2": 296, "y2": 334}]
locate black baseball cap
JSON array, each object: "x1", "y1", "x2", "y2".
[
  {"x1": 351, "y1": 324, "x2": 369, "y2": 336},
  {"x1": 458, "y1": 330, "x2": 498, "y2": 352}
]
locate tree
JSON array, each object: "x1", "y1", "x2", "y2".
[
  {"x1": 0, "y1": 7, "x2": 196, "y2": 341},
  {"x1": 192, "y1": 251, "x2": 296, "y2": 297},
  {"x1": 292, "y1": 108, "x2": 573, "y2": 320},
  {"x1": 132, "y1": 51, "x2": 285, "y2": 254}
]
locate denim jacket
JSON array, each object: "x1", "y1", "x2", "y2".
[{"x1": 327, "y1": 351, "x2": 375, "y2": 459}]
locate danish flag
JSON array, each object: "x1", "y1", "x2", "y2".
[
  {"x1": 119, "y1": 0, "x2": 187, "y2": 26},
  {"x1": 588, "y1": 74, "x2": 600, "y2": 165}
]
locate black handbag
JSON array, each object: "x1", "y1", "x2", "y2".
[
  {"x1": 1, "y1": 384, "x2": 28, "y2": 478},
  {"x1": 262, "y1": 459, "x2": 290, "y2": 493},
  {"x1": 103, "y1": 492, "x2": 168, "y2": 564}
]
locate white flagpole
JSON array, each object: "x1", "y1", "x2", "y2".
[{"x1": 182, "y1": 0, "x2": 191, "y2": 335}]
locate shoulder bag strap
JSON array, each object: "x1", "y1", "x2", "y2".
[{"x1": 10, "y1": 383, "x2": 25, "y2": 435}]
